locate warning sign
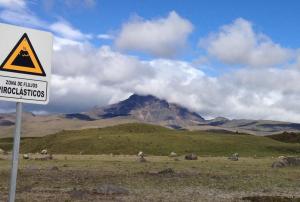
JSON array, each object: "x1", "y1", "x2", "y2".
[
  {"x1": 0, "y1": 76, "x2": 47, "y2": 102},
  {"x1": 0, "y1": 23, "x2": 52, "y2": 104},
  {"x1": 0, "y1": 33, "x2": 46, "y2": 76}
]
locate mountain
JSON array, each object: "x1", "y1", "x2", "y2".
[
  {"x1": 85, "y1": 94, "x2": 205, "y2": 128},
  {"x1": 2, "y1": 93, "x2": 300, "y2": 138},
  {"x1": 200, "y1": 118, "x2": 300, "y2": 136}
]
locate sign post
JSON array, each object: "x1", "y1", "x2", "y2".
[
  {"x1": 8, "y1": 102, "x2": 22, "y2": 202},
  {"x1": 0, "y1": 23, "x2": 52, "y2": 201}
]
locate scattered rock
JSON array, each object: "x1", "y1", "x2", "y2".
[
  {"x1": 272, "y1": 156, "x2": 300, "y2": 168},
  {"x1": 50, "y1": 166, "x2": 59, "y2": 171},
  {"x1": 158, "y1": 168, "x2": 175, "y2": 175},
  {"x1": 242, "y1": 196, "x2": 300, "y2": 201},
  {"x1": 69, "y1": 188, "x2": 87, "y2": 200},
  {"x1": 0, "y1": 148, "x2": 4, "y2": 155},
  {"x1": 23, "y1": 154, "x2": 30, "y2": 160},
  {"x1": 228, "y1": 153, "x2": 239, "y2": 161},
  {"x1": 272, "y1": 161, "x2": 285, "y2": 168},
  {"x1": 169, "y1": 152, "x2": 178, "y2": 157},
  {"x1": 93, "y1": 184, "x2": 129, "y2": 195},
  {"x1": 138, "y1": 156, "x2": 147, "y2": 163},
  {"x1": 185, "y1": 153, "x2": 198, "y2": 160},
  {"x1": 24, "y1": 165, "x2": 39, "y2": 171},
  {"x1": 40, "y1": 149, "x2": 48, "y2": 155},
  {"x1": 34, "y1": 154, "x2": 53, "y2": 161},
  {"x1": 138, "y1": 151, "x2": 144, "y2": 158}
]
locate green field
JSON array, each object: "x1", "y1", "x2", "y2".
[{"x1": 2, "y1": 123, "x2": 295, "y2": 156}]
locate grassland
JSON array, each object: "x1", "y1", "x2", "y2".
[
  {"x1": 0, "y1": 155, "x2": 299, "y2": 201},
  {"x1": 9, "y1": 123, "x2": 298, "y2": 157},
  {"x1": 0, "y1": 123, "x2": 299, "y2": 201},
  {"x1": 269, "y1": 132, "x2": 300, "y2": 143}
]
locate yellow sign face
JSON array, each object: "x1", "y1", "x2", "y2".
[{"x1": 0, "y1": 33, "x2": 46, "y2": 76}]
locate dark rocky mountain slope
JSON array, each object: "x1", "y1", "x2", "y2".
[{"x1": 85, "y1": 94, "x2": 205, "y2": 128}]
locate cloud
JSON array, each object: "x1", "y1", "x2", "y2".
[
  {"x1": 50, "y1": 21, "x2": 92, "y2": 41},
  {"x1": 0, "y1": 0, "x2": 92, "y2": 48},
  {"x1": 0, "y1": 9, "x2": 47, "y2": 27},
  {"x1": 64, "y1": 0, "x2": 96, "y2": 8},
  {"x1": 52, "y1": 36, "x2": 83, "y2": 51},
  {"x1": 0, "y1": 3, "x2": 92, "y2": 51},
  {"x1": 1, "y1": 8, "x2": 300, "y2": 124},
  {"x1": 48, "y1": 43, "x2": 300, "y2": 122},
  {"x1": 97, "y1": 34, "x2": 114, "y2": 40},
  {"x1": 41, "y1": 45, "x2": 154, "y2": 112},
  {"x1": 0, "y1": 0, "x2": 47, "y2": 28},
  {"x1": 0, "y1": 0, "x2": 26, "y2": 10},
  {"x1": 115, "y1": 11, "x2": 193, "y2": 57},
  {"x1": 1, "y1": 40, "x2": 300, "y2": 123},
  {"x1": 200, "y1": 18, "x2": 292, "y2": 67}
]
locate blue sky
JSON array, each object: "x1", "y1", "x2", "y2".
[
  {"x1": 33, "y1": 0, "x2": 300, "y2": 49},
  {"x1": 5, "y1": 0, "x2": 298, "y2": 60},
  {"x1": 1, "y1": 0, "x2": 300, "y2": 122}
]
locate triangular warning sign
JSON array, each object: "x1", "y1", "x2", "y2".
[{"x1": 0, "y1": 33, "x2": 46, "y2": 76}]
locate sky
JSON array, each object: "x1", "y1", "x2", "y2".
[{"x1": 1, "y1": 0, "x2": 300, "y2": 122}]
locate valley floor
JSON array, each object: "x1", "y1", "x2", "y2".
[{"x1": 0, "y1": 155, "x2": 299, "y2": 202}]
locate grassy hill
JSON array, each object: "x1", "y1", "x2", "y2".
[
  {"x1": 268, "y1": 132, "x2": 300, "y2": 143},
  {"x1": 13, "y1": 123, "x2": 300, "y2": 156}
]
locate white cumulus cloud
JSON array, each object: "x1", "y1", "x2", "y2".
[
  {"x1": 50, "y1": 21, "x2": 92, "y2": 41},
  {"x1": 115, "y1": 11, "x2": 193, "y2": 57},
  {"x1": 0, "y1": 0, "x2": 26, "y2": 10},
  {"x1": 200, "y1": 18, "x2": 292, "y2": 67}
]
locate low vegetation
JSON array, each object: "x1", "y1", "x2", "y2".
[
  {"x1": 268, "y1": 131, "x2": 300, "y2": 143},
  {"x1": 0, "y1": 155, "x2": 299, "y2": 201},
  {"x1": 11, "y1": 123, "x2": 300, "y2": 156}
]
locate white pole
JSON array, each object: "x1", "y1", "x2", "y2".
[{"x1": 8, "y1": 102, "x2": 22, "y2": 202}]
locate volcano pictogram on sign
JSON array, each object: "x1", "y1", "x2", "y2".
[{"x1": 0, "y1": 33, "x2": 46, "y2": 76}]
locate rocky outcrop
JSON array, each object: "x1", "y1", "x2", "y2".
[
  {"x1": 185, "y1": 153, "x2": 198, "y2": 160},
  {"x1": 228, "y1": 153, "x2": 239, "y2": 161},
  {"x1": 272, "y1": 157, "x2": 300, "y2": 168}
]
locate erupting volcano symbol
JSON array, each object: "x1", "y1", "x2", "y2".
[
  {"x1": 11, "y1": 46, "x2": 35, "y2": 68},
  {"x1": 0, "y1": 33, "x2": 46, "y2": 76}
]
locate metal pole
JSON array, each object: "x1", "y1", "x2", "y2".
[{"x1": 8, "y1": 102, "x2": 22, "y2": 202}]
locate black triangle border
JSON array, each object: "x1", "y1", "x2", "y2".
[{"x1": 0, "y1": 33, "x2": 46, "y2": 77}]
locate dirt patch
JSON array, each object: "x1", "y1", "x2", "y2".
[
  {"x1": 158, "y1": 168, "x2": 175, "y2": 175},
  {"x1": 92, "y1": 184, "x2": 129, "y2": 195},
  {"x1": 242, "y1": 196, "x2": 300, "y2": 202}
]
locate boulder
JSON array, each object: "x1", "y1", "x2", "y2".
[
  {"x1": 228, "y1": 153, "x2": 239, "y2": 161},
  {"x1": 169, "y1": 152, "x2": 178, "y2": 157},
  {"x1": 0, "y1": 148, "x2": 4, "y2": 155},
  {"x1": 272, "y1": 157, "x2": 300, "y2": 168},
  {"x1": 41, "y1": 149, "x2": 48, "y2": 155},
  {"x1": 93, "y1": 184, "x2": 129, "y2": 195},
  {"x1": 23, "y1": 154, "x2": 30, "y2": 160},
  {"x1": 138, "y1": 151, "x2": 144, "y2": 158},
  {"x1": 185, "y1": 153, "x2": 198, "y2": 160}
]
